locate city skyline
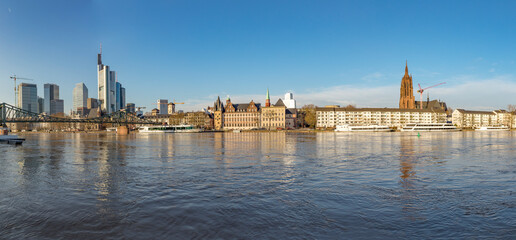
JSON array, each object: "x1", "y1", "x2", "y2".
[{"x1": 1, "y1": 1, "x2": 516, "y2": 112}]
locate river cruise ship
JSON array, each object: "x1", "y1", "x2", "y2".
[
  {"x1": 401, "y1": 123, "x2": 459, "y2": 132},
  {"x1": 335, "y1": 124, "x2": 393, "y2": 132},
  {"x1": 475, "y1": 126, "x2": 510, "y2": 131},
  {"x1": 138, "y1": 125, "x2": 203, "y2": 133}
]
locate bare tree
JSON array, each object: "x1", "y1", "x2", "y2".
[
  {"x1": 507, "y1": 104, "x2": 516, "y2": 113},
  {"x1": 345, "y1": 104, "x2": 356, "y2": 109}
]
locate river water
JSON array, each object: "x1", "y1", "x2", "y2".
[{"x1": 1, "y1": 131, "x2": 516, "y2": 239}]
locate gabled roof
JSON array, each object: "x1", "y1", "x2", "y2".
[
  {"x1": 228, "y1": 102, "x2": 261, "y2": 112},
  {"x1": 274, "y1": 99, "x2": 285, "y2": 107}
]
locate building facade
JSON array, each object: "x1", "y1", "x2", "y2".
[
  {"x1": 223, "y1": 98, "x2": 261, "y2": 130},
  {"x1": 87, "y1": 98, "x2": 99, "y2": 109},
  {"x1": 18, "y1": 83, "x2": 38, "y2": 113},
  {"x1": 120, "y1": 86, "x2": 126, "y2": 110},
  {"x1": 37, "y1": 97, "x2": 44, "y2": 114},
  {"x1": 126, "y1": 103, "x2": 136, "y2": 113},
  {"x1": 452, "y1": 109, "x2": 512, "y2": 128},
  {"x1": 261, "y1": 99, "x2": 286, "y2": 130},
  {"x1": 284, "y1": 92, "x2": 296, "y2": 109},
  {"x1": 157, "y1": 99, "x2": 168, "y2": 115},
  {"x1": 168, "y1": 102, "x2": 176, "y2": 114},
  {"x1": 316, "y1": 107, "x2": 447, "y2": 129},
  {"x1": 50, "y1": 99, "x2": 64, "y2": 115},
  {"x1": 73, "y1": 83, "x2": 88, "y2": 113},
  {"x1": 399, "y1": 61, "x2": 416, "y2": 109},
  {"x1": 213, "y1": 96, "x2": 224, "y2": 130},
  {"x1": 97, "y1": 46, "x2": 123, "y2": 114},
  {"x1": 44, "y1": 83, "x2": 59, "y2": 114}
]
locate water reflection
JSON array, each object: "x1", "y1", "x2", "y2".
[{"x1": 2, "y1": 132, "x2": 516, "y2": 239}]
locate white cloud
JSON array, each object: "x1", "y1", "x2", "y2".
[
  {"x1": 8, "y1": 8, "x2": 11, "y2": 13},
  {"x1": 180, "y1": 75, "x2": 516, "y2": 112}
]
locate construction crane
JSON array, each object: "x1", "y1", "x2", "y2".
[
  {"x1": 173, "y1": 99, "x2": 184, "y2": 105},
  {"x1": 10, "y1": 75, "x2": 34, "y2": 107},
  {"x1": 417, "y1": 82, "x2": 446, "y2": 109}
]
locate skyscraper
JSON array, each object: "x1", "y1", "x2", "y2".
[
  {"x1": 73, "y1": 83, "x2": 88, "y2": 112},
  {"x1": 126, "y1": 103, "x2": 136, "y2": 113},
  {"x1": 116, "y1": 82, "x2": 125, "y2": 111},
  {"x1": 18, "y1": 83, "x2": 38, "y2": 113},
  {"x1": 87, "y1": 98, "x2": 99, "y2": 109},
  {"x1": 399, "y1": 61, "x2": 415, "y2": 109},
  {"x1": 120, "y1": 86, "x2": 126, "y2": 110},
  {"x1": 51, "y1": 99, "x2": 64, "y2": 115},
  {"x1": 157, "y1": 99, "x2": 168, "y2": 114},
  {"x1": 44, "y1": 83, "x2": 60, "y2": 114},
  {"x1": 37, "y1": 97, "x2": 44, "y2": 114},
  {"x1": 283, "y1": 92, "x2": 296, "y2": 109},
  {"x1": 98, "y1": 45, "x2": 124, "y2": 114}
]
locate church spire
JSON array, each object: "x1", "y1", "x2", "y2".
[
  {"x1": 265, "y1": 88, "x2": 271, "y2": 107},
  {"x1": 399, "y1": 60, "x2": 415, "y2": 109}
]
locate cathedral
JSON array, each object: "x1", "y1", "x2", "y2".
[{"x1": 399, "y1": 61, "x2": 416, "y2": 109}]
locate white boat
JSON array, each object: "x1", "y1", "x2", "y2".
[
  {"x1": 401, "y1": 123, "x2": 459, "y2": 132},
  {"x1": 138, "y1": 124, "x2": 203, "y2": 133},
  {"x1": 335, "y1": 124, "x2": 392, "y2": 132},
  {"x1": 0, "y1": 127, "x2": 25, "y2": 145},
  {"x1": 475, "y1": 126, "x2": 510, "y2": 131}
]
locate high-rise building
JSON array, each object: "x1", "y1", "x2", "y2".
[
  {"x1": 37, "y1": 97, "x2": 44, "y2": 114},
  {"x1": 399, "y1": 61, "x2": 415, "y2": 109},
  {"x1": 97, "y1": 46, "x2": 120, "y2": 114},
  {"x1": 116, "y1": 82, "x2": 121, "y2": 111},
  {"x1": 50, "y1": 99, "x2": 64, "y2": 115},
  {"x1": 87, "y1": 98, "x2": 99, "y2": 109},
  {"x1": 157, "y1": 99, "x2": 168, "y2": 115},
  {"x1": 18, "y1": 83, "x2": 38, "y2": 113},
  {"x1": 168, "y1": 102, "x2": 175, "y2": 114},
  {"x1": 120, "y1": 86, "x2": 126, "y2": 110},
  {"x1": 283, "y1": 92, "x2": 296, "y2": 109},
  {"x1": 44, "y1": 83, "x2": 60, "y2": 114},
  {"x1": 126, "y1": 103, "x2": 135, "y2": 113},
  {"x1": 73, "y1": 83, "x2": 88, "y2": 112}
]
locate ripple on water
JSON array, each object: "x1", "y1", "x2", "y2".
[{"x1": 1, "y1": 132, "x2": 516, "y2": 239}]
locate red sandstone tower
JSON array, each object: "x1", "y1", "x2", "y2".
[{"x1": 399, "y1": 61, "x2": 415, "y2": 109}]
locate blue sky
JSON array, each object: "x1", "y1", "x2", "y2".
[{"x1": 1, "y1": 0, "x2": 516, "y2": 112}]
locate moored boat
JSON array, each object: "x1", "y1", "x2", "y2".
[
  {"x1": 138, "y1": 124, "x2": 203, "y2": 133},
  {"x1": 0, "y1": 127, "x2": 25, "y2": 145},
  {"x1": 335, "y1": 124, "x2": 392, "y2": 132},
  {"x1": 475, "y1": 126, "x2": 510, "y2": 131},
  {"x1": 401, "y1": 123, "x2": 459, "y2": 132}
]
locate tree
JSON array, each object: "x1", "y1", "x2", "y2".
[
  {"x1": 507, "y1": 104, "x2": 516, "y2": 113},
  {"x1": 300, "y1": 104, "x2": 316, "y2": 128},
  {"x1": 345, "y1": 104, "x2": 356, "y2": 109}
]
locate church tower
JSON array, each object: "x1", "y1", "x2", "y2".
[
  {"x1": 399, "y1": 61, "x2": 415, "y2": 109},
  {"x1": 265, "y1": 88, "x2": 271, "y2": 107}
]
